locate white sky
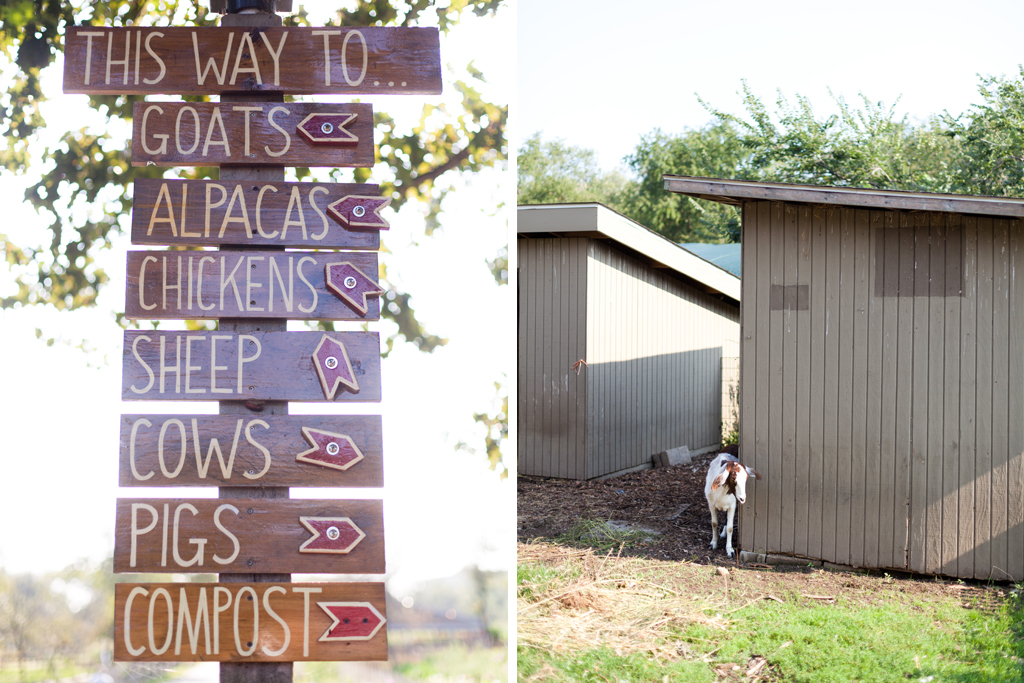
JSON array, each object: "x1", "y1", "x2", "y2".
[
  {"x1": 0, "y1": 4, "x2": 513, "y2": 597},
  {"x1": 518, "y1": 0, "x2": 1024, "y2": 174}
]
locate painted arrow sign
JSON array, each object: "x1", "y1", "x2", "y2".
[
  {"x1": 298, "y1": 517, "x2": 366, "y2": 553},
  {"x1": 318, "y1": 602, "x2": 386, "y2": 641},
  {"x1": 326, "y1": 195, "x2": 391, "y2": 230},
  {"x1": 63, "y1": 26, "x2": 441, "y2": 96},
  {"x1": 312, "y1": 335, "x2": 359, "y2": 400},
  {"x1": 325, "y1": 262, "x2": 385, "y2": 316},
  {"x1": 113, "y1": 582, "x2": 387, "y2": 662},
  {"x1": 295, "y1": 427, "x2": 365, "y2": 472},
  {"x1": 125, "y1": 251, "x2": 381, "y2": 321},
  {"x1": 122, "y1": 331, "x2": 380, "y2": 402},
  {"x1": 119, "y1": 415, "x2": 382, "y2": 487},
  {"x1": 114, "y1": 499, "x2": 384, "y2": 574},
  {"x1": 131, "y1": 102, "x2": 373, "y2": 167},
  {"x1": 130, "y1": 180, "x2": 383, "y2": 249},
  {"x1": 297, "y1": 113, "x2": 358, "y2": 145}
]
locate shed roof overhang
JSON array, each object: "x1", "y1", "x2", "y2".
[
  {"x1": 662, "y1": 175, "x2": 1024, "y2": 219},
  {"x1": 517, "y1": 203, "x2": 740, "y2": 304}
]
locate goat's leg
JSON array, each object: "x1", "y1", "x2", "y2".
[
  {"x1": 709, "y1": 503, "x2": 719, "y2": 550},
  {"x1": 725, "y1": 504, "x2": 736, "y2": 558}
]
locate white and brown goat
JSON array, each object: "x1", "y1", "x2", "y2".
[{"x1": 704, "y1": 451, "x2": 761, "y2": 558}]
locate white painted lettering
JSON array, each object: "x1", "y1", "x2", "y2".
[
  {"x1": 185, "y1": 335, "x2": 206, "y2": 394},
  {"x1": 130, "y1": 503, "x2": 159, "y2": 567},
  {"x1": 158, "y1": 418, "x2": 187, "y2": 478},
  {"x1": 213, "y1": 504, "x2": 241, "y2": 564},
  {"x1": 243, "y1": 420, "x2": 271, "y2": 479},
  {"x1": 296, "y1": 256, "x2": 319, "y2": 314},
  {"x1": 264, "y1": 106, "x2": 291, "y2": 157},
  {"x1": 193, "y1": 31, "x2": 234, "y2": 85},
  {"x1": 129, "y1": 418, "x2": 155, "y2": 481},
  {"x1": 140, "y1": 105, "x2": 168, "y2": 155},
  {"x1": 130, "y1": 335, "x2": 155, "y2": 394},
  {"x1": 237, "y1": 335, "x2": 261, "y2": 394},
  {"x1": 142, "y1": 31, "x2": 166, "y2": 85},
  {"x1": 172, "y1": 503, "x2": 207, "y2": 567}
]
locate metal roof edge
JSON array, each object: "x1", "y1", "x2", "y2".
[
  {"x1": 662, "y1": 175, "x2": 1024, "y2": 218},
  {"x1": 517, "y1": 203, "x2": 740, "y2": 304}
]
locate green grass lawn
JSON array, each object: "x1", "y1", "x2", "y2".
[{"x1": 518, "y1": 543, "x2": 1024, "y2": 683}]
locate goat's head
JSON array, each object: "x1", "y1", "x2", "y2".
[{"x1": 711, "y1": 461, "x2": 762, "y2": 505}]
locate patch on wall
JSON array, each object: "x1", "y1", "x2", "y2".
[
  {"x1": 769, "y1": 284, "x2": 809, "y2": 311},
  {"x1": 873, "y1": 227, "x2": 964, "y2": 297}
]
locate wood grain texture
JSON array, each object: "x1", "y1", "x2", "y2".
[
  {"x1": 125, "y1": 250, "x2": 380, "y2": 321},
  {"x1": 131, "y1": 102, "x2": 373, "y2": 167},
  {"x1": 114, "y1": 498, "x2": 384, "y2": 574},
  {"x1": 64, "y1": 26, "x2": 440, "y2": 95},
  {"x1": 113, "y1": 582, "x2": 386, "y2": 662},
  {"x1": 119, "y1": 414, "x2": 383, "y2": 487},
  {"x1": 121, "y1": 331, "x2": 381, "y2": 402},
  {"x1": 130, "y1": 180, "x2": 381, "y2": 249}
]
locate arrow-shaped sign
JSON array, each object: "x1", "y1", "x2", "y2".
[
  {"x1": 297, "y1": 113, "x2": 359, "y2": 146},
  {"x1": 312, "y1": 335, "x2": 360, "y2": 400},
  {"x1": 326, "y1": 195, "x2": 391, "y2": 230},
  {"x1": 325, "y1": 262, "x2": 385, "y2": 316},
  {"x1": 318, "y1": 602, "x2": 386, "y2": 641},
  {"x1": 296, "y1": 427, "x2": 365, "y2": 471},
  {"x1": 299, "y1": 516, "x2": 366, "y2": 554}
]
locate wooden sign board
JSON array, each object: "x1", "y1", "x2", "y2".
[
  {"x1": 131, "y1": 180, "x2": 385, "y2": 249},
  {"x1": 121, "y1": 331, "x2": 381, "y2": 402},
  {"x1": 131, "y1": 102, "x2": 373, "y2": 167},
  {"x1": 120, "y1": 414, "x2": 383, "y2": 487},
  {"x1": 114, "y1": 581, "x2": 386, "y2": 662},
  {"x1": 125, "y1": 251, "x2": 382, "y2": 321},
  {"x1": 114, "y1": 498, "x2": 384, "y2": 574},
  {"x1": 64, "y1": 26, "x2": 441, "y2": 96}
]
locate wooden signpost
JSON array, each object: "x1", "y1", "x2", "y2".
[
  {"x1": 119, "y1": 415, "x2": 383, "y2": 487},
  {"x1": 64, "y1": 26, "x2": 442, "y2": 96},
  {"x1": 113, "y1": 499, "x2": 385, "y2": 574},
  {"x1": 66, "y1": 2, "x2": 442, "y2": 675},
  {"x1": 131, "y1": 102, "x2": 374, "y2": 167},
  {"x1": 124, "y1": 250, "x2": 383, "y2": 320},
  {"x1": 130, "y1": 179, "x2": 387, "y2": 249}
]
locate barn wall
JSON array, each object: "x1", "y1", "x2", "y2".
[
  {"x1": 517, "y1": 237, "x2": 589, "y2": 479},
  {"x1": 739, "y1": 201, "x2": 1024, "y2": 580},
  {"x1": 585, "y1": 239, "x2": 740, "y2": 479}
]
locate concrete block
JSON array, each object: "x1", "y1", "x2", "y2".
[{"x1": 653, "y1": 445, "x2": 691, "y2": 468}]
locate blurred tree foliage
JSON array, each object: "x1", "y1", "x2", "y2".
[
  {"x1": 1, "y1": 0, "x2": 509, "y2": 475},
  {"x1": 519, "y1": 72, "x2": 1024, "y2": 243}
]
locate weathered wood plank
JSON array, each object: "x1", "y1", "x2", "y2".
[
  {"x1": 119, "y1": 414, "x2": 383, "y2": 487},
  {"x1": 64, "y1": 26, "x2": 441, "y2": 96},
  {"x1": 863, "y1": 211, "x2": 884, "y2": 569},
  {"x1": 793, "y1": 206, "x2": 812, "y2": 558},
  {"x1": 739, "y1": 202, "x2": 757, "y2": 550},
  {"x1": 806, "y1": 205, "x2": 826, "y2": 560},
  {"x1": 767, "y1": 203, "x2": 785, "y2": 553},
  {"x1": 132, "y1": 102, "x2": 373, "y2": 167},
  {"x1": 121, "y1": 331, "x2": 380, "y2": 402},
  {"x1": 849, "y1": 209, "x2": 870, "y2": 568},
  {"x1": 991, "y1": 219, "x2": 1010, "y2": 579},
  {"x1": 942, "y1": 215, "x2": 962, "y2": 576},
  {"x1": 821, "y1": 206, "x2": 841, "y2": 563},
  {"x1": 959, "y1": 215, "x2": 978, "y2": 577},
  {"x1": 974, "y1": 216, "x2": 994, "y2": 579},
  {"x1": 909, "y1": 212, "x2": 931, "y2": 573},
  {"x1": 113, "y1": 582, "x2": 386, "y2": 662},
  {"x1": 125, "y1": 250, "x2": 380, "y2": 321},
  {"x1": 753, "y1": 201, "x2": 771, "y2": 551},
  {"x1": 894, "y1": 212, "x2": 915, "y2": 569},
  {"x1": 131, "y1": 180, "x2": 382, "y2": 249},
  {"x1": 1008, "y1": 219, "x2": 1024, "y2": 581},
  {"x1": 878, "y1": 211, "x2": 899, "y2": 569},
  {"x1": 925, "y1": 212, "x2": 946, "y2": 575},
  {"x1": 780, "y1": 204, "x2": 798, "y2": 554},
  {"x1": 835, "y1": 207, "x2": 856, "y2": 566},
  {"x1": 114, "y1": 499, "x2": 384, "y2": 574}
]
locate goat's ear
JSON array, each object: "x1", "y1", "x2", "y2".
[
  {"x1": 746, "y1": 466, "x2": 762, "y2": 480},
  {"x1": 711, "y1": 472, "x2": 729, "y2": 491}
]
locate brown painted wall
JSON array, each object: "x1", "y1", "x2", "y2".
[{"x1": 739, "y1": 201, "x2": 1024, "y2": 580}]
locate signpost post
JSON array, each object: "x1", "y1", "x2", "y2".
[{"x1": 63, "y1": 2, "x2": 443, "y2": 680}]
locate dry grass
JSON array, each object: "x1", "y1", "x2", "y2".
[{"x1": 517, "y1": 542, "x2": 732, "y2": 665}]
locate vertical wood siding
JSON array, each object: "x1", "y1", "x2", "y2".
[
  {"x1": 740, "y1": 201, "x2": 1024, "y2": 579},
  {"x1": 580, "y1": 240, "x2": 739, "y2": 479}
]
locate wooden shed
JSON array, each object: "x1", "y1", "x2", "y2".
[
  {"x1": 664, "y1": 175, "x2": 1024, "y2": 580},
  {"x1": 518, "y1": 203, "x2": 741, "y2": 480}
]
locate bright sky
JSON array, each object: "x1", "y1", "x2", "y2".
[
  {"x1": 0, "y1": 4, "x2": 513, "y2": 597},
  {"x1": 518, "y1": 0, "x2": 1024, "y2": 174}
]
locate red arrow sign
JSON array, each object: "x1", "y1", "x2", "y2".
[
  {"x1": 318, "y1": 602, "x2": 386, "y2": 641},
  {"x1": 326, "y1": 196, "x2": 391, "y2": 230},
  {"x1": 297, "y1": 113, "x2": 358, "y2": 146},
  {"x1": 325, "y1": 262, "x2": 385, "y2": 316},
  {"x1": 299, "y1": 516, "x2": 366, "y2": 554},
  {"x1": 312, "y1": 335, "x2": 360, "y2": 400},
  {"x1": 296, "y1": 427, "x2": 365, "y2": 471}
]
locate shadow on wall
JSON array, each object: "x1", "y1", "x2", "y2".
[{"x1": 522, "y1": 347, "x2": 726, "y2": 480}]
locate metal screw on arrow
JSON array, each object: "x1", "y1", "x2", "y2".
[
  {"x1": 325, "y1": 356, "x2": 339, "y2": 369},
  {"x1": 327, "y1": 526, "x2": 341, "y2": 540},
  {"x1": 326, "y1": 442, "x2": 341, "y2": 455},
  {"x1": 353, "y1": 205, "x2": 366, "y2": 218},
  {"x1": 321, "y1": 122, "x2": 334, "y2": 135},
  {"x1": 343, "y1": 276, "x2": 357, "y2": 289}
]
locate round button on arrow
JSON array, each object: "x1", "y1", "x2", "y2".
[
  {"x1": 353, "y1": 205, "x2": 366, "y2": 218},
  {"x1": 326, "y1": 442, "x2": 341, "y2": 455},
  {"x1": 326, "y1": 526, "x2": 341, "y2": 540},
  {"x1": 325, "y1": 356, "x2": 339, "y2": 370},
  {"x1": 321, "y1": 122, "x2": 334, "y2": 134}
]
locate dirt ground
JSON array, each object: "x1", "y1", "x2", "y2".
[{"x1": 517, "y1": 452, "x2": 1010, "y2": 604}]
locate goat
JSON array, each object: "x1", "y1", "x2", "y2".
[{"x1": 704, "y1": 451, "x2": 761, "y2": 558}]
